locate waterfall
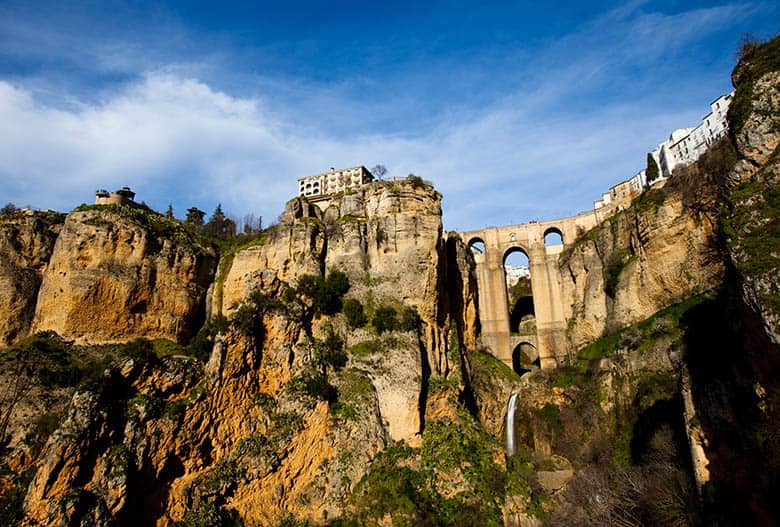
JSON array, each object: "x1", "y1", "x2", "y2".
[{"x1": 506, "y1": 393, "x2": 519, "y2": 456}]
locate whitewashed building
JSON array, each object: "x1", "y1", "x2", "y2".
[
  {"x1": 297, "y1": 166, "x2": 374, "y2": 199},
  {"x1": 655, "y1": 91, "x2": 734, "y2": 178}
]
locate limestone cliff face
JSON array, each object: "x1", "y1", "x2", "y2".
[
  {"x1": 725, "y1": 42, "x2": 780, "y2": 345},
  {"x1": 558, "y1": 172, "x2": 726, "y2": 352},
  {"x1": 0, "y1": 212, "x2": 63, "y2": 346},
  {"x1": 219, "y1": 181, "x2": 460, "y2": 443},
  {"x1": 31, "y1": 209, "x2": 217, "y2": 344},
  {"x1": 19, "y1": 180, "x2": 481, "y2": 526}
]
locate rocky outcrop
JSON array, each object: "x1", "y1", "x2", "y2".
[
  {"x1": 558, "y1": 177, "x2": 725, "y2": 352},
  {"x1": 31, "y1": 208, "x2": 217, "y2": 344},
  {"x1": 0, "y1": 211, "x2": 63, "y2": 346},
  {"x1": 724, "y1": 37, "x2": 780, "y2": 345},
  {"x1": 20, "y1": 179, "x2": 483, "y2": 525},
  {"x1": 219, "y1": 181, "x2": 460, "y2": 443}
]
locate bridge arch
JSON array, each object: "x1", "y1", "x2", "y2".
[
  {"x1": 503, "y1": 245, "x2": 530, "y2": 263},
  {"x1": 467, "y1": 236, "x2": 486, "y2": 254},
  {"x1": 543, "y1": 226, "x2": 564, "y2": 246},
  {"x1": 512, "y1": 341, "x2": 539, "y2": 375},
  {"x1": 503, "y1": 247, "x2": 536, "y2": 338}
]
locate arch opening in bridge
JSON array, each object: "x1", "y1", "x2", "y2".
[
  {"x1": 512, "y1": 342, "x2": 540, "y2": 375},
  {"x1": 504, "y1": 248, "x2": 536, "y2": 337},
  {"x1": 543, "y1": 227, "x2": 564, "y2": 246},
  {"x1": 468, "y1": 237, "x2": 486, "y2": 255}
]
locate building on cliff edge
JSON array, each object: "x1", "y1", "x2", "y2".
[
  {"x1": 594, "y1": 90, "x2": 733, "y2": 211},
  {"x1": 95, "y1": 186, "x2": 136, "y2": 206},
  {"x1": 297, "y1": 166, "x2": 374, "y2": 205}
]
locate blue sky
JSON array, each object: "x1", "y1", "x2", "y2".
[{"x1": 0, "y1": 1, "x2": 777, "y2": 231}]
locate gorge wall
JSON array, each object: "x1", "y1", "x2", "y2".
[{"x1": 0, "y1": 35, "x2": 779, "y2": 527}]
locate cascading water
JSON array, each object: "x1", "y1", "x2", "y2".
[{"x1": 505, "y1": 393, "x2": 519, "y2": 456}]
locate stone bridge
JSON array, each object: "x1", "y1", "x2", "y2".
[{"x1": 460, "y1": 207, "x2": 615, "y2": 370}]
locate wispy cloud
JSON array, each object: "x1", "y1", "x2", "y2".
[{"x1": 0, "y1": 1, "x2": 774, "y2": 230}]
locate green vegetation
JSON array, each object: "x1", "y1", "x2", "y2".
[
  {"x1": 277, "y1": 513, "x2": 311, "y2": 527},
  {"x1": 406, "y1": 173, "x2": 432, "y2": 190},
  {"x1": 342, "y1": 298, "x2": 367, "y2": 328},
  {"x1": 555, "y1": 293, "x2": 713, "y2": 387},
  {"x1": 348, "y1": 339, "x2": 383, "y2": 358},
  {"x1": 469, "y1": 349, "x2": 521, "y2": 383},
  {"x1": 74, "y1": 203, "x2": 214, "y2": 253},
  {"x1": 343, "y1": 411, "x2": 527, "y2": 526},
  {"x1": 283, "y1": 271, "x2": 351, "y2": 322},
  {"x1": 331, "y1": 368, "x2": 374, "y2": 421},
  {"x1": 723, "y1": 170, "x2": 780, "y2": 318},
  {"x1": 230, "y1": 291, "x2": 283, "y2": 346},
  {"x1": 646, "y1": 152, "x2": 660, "y2": 183},
  {"x1": 536, "y1": 403, "x2": 563, "y2": 433},
  {"x1": 175, "y1": 502, "x2": 241, "y2": 527},
  {"x1": 728, "y1": 34, "x2": 780, "y2": 135},
  {"x1": 603, "y1": 249, "x2": 636, "y2": 299},
  {"x1": 187, "y1": 316, "x2": 229, "y2": 362},
  {"x1": 633, "y1": 187, "x2": 665, "y2": 213},
  {"x1": 371, "y1": 305, "x2": 397, "y2": 334}
]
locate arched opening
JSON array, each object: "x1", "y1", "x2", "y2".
[
  {"x1": 512, "y1": 342, "x2": 539, "y2": 375},
  {"x1": 504, "y1": 248, "x2": 535, "y2": 335},
  {"x1": 544, "y1": 227, "x2": 564, "y2": 246},
  {"x1": 468, "y1": 237, "x2": 486, "y2": 255}
]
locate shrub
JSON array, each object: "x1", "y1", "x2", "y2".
[
  {"x1": 122, "y1": 338, "x2": 157, "y2": 366},
  {"x1": 372, "y1": 306, "x2": 397, "y2": 334},
  {"x1": 619, "y1": 326, "x2": 643, "y2": 349},
  {"x1": 288, "y1": 270, "x2": 351, "y2": 319},
  {"x1": 650, "y1": 317, "x2": 674, "y2": 336},
  {"x1": 342, "y1": 298, "x2": 367, "y2": 328},
  {"x1": 286, "y1": 372, "x2": 337, "y2": 402},
  {"x1": 407, "y1": 174, "x2": 426, "y2": 189},
  {"x1": 187, "y1": 316, "x2": 228, "y2": 362},
  {"x1": 399, "y1": 306, "x2": 421, "y2": 332},
  {"x1": 312, "y1": 326, "x2": 347, "y2": 373}
]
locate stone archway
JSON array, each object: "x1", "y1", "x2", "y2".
[{"x1": 512, "y1": 341, "x2": 539, "y2": 375}]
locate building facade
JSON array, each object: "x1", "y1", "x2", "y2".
[
  {"x1": 95, "y1": 186, "x2": 136, "y2": 206},
  {"x1": 654, "y1": 91, "x2": 733, "y2": 178},
  {"x1": 595, "y1": 90, "x2": 734, "y2": 211},
  {"x1": 297, "y1": 166, "x2": 374, "y2": 200}
]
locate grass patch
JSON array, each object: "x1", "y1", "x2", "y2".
[{"x1": 469, "y1": 349, "x2": 521, "y2": 383}]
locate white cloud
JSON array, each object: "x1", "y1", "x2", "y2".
[{"x1": 0, "y1": 1, "x2": 765, "y2": 230}]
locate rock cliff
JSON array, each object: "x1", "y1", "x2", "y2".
[
  {"x1": 2, "y1": 35, "x2": 780, "y2": 527},
  {"x1": 558, "y1": 162, "x2": 726, "y2": 352},
  {"x1": 0, "y1": 211, "x2": 63, "y2": 347},
  {"x1": 14, "y1": 178, "x2": 490, "y2": 526},
  {"x1": 31, "y1": 207, "x2": 217, "y2": 344}
]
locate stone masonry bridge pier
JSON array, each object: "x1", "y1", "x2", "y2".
[{"x1": 460, "y1": 207, "x2": 614, "y2": 370}]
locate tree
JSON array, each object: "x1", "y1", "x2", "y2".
[
  {"x1": 185, "y1": 207, "x2": 205, "y2": 226},
  {"x1": 242, "y1": 213, "x2": 262, "y2": 234},
  {"x1": 370, "y1": 164, "x2": 388, "y2": 180},
  {"x1": 646, "y1": 153, "x2": 660, "y2": 183},
  {"x1": 343, "y1": 298, "x2": 367, "y2": 328},
  {"x1": 372, "y1": 306, "x2": 397, "y2": 334},
  {"x1": 0, "y1": 203, "x2": 18, "y2": 215},
  {"x1": 205, "y1": 203, "x2": 236, "y2": 239},
  {"x1": 165, "y1": 204, "x2": 174, "y2": 220}
]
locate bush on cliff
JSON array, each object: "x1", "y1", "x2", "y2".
[{"x1": 342, "y1": 298, "x2": 367, "y2": 328}]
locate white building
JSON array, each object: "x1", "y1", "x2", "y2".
[
  {"x1": 595, "y1": 91, "x2": 733, "y2": 211},
  {"x1": 655, "y1": 91, "x2": 733, "y2": 178},
  {"x1": 594, "y1": 171, "x2": 646, "y2": 210},
  {"x1": 297, "y1": 166, "x2": 374, "y2": 199}
]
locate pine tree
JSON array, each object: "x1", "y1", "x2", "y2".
[
  {"x1": 646, "y1": 153, "x2": 660, "y2": 183},
  {"x1": 165, "y1": 204, "x2": 174, "y2": 220}
]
